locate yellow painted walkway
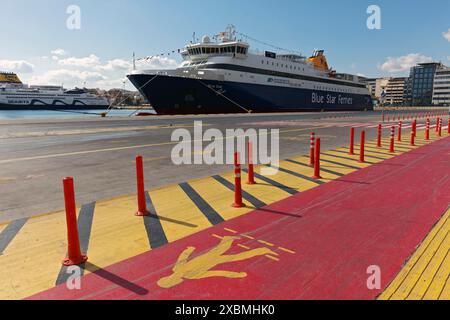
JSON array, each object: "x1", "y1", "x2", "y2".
[
  {"x1": 0, "y1": 128, "x2": 447, "y2": 300},
  {"x1": 379, "y1": 208, "x2": 450, "y2": 300}
]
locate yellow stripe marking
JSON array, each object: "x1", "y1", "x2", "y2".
[
  {"x1": 258, "y1": 240, "x2": 275, "y2": 247},
  {"x1": 0, "y1": 212, "x2": 66, "y2": 300},
  {"x1": 405, "y1": 229, "x2": 450, "y2": 300},
  {"x1": 290, "y1": 156, "x2": 355, "y2": 175},
  {"x1": 224, "y1": 228, "x2": 238, "y2": 234},
  {"x1": 212, "y1": 234, "x2": 224, "y2": 240},
  {"x1": 320, "y1": 153, "x2": 367, "y2": 169},
  {"x1": 0, "y1": 141, "x2": 177, "y2": 165},
  {"x1": 379, "y1": 209, "x2": 450, "y2": 300},
  {"x1": 0, "y1": 124, "x2": 198, "y2": 139},
  {"x1": 242, "y1": 234, "x2": 255, "y2": 240},
  {"x1": 422, "y1": 248, "x2": 450, "y2": 300},
  {"x1": 84, "y1": 195, "x2": 149, "y2": 275},
  {"x1": 253, "y1": 166, "x2": 312, "y2": 192},
  {"x1": 265, "y1": 255, "x2": 280, "y2": 262},
  {"x1": 280, "y1": 160, "x2": 341, "y2": 182},
  {"x1": 188, "y1": 177, "x2": 252, "y2": 221},
  {"x1": 219, "y1": 171, "x2": 291, "y2": 205},
  {"x1": 278, "y1": 247, "x2": 296, "y2": 254},
  {"x1": 238, "y1": 244, "x2": 251, "y2": 250},
  {"x1": 151, "y1": 184, "x2": 213, "y2": 243}
]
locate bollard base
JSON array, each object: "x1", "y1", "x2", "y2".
[
  {"x1": 232, "y1": 203, "x2": 246, "y2": 208},
  {"x1": 312, "y1": 175, "x2": 322, "y2": 179},
  {"x1": 135, "y1": 210, "x2": 150, "y2": 217},
  {"x1": 63, "y1": 255, "x2": 88, "y2": 266},
  {"x1": 246, "y1": 181, "x2": 256, "y2": 185}
]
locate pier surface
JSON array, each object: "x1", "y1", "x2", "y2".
[
  {"x1": 0, "y1": 110, "x2": 449, "y2": 300},
  {"x1": 0, "y1": 110, "x2": 438, "y2": 222},
  {"x1": 30, "y1": 134, "x2": 450, "y2": 300}
]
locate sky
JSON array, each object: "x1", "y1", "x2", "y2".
[{"x1": 0, "y1": 0, "x2": 449, "y2": 90}]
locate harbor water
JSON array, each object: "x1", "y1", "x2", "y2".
[{"x1": 0, "y1": 109, "x2": 156, "y2": 120}]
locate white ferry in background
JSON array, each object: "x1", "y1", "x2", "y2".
[
  {"x1": 128, "y1": 26, "x2": 373, "y2": 115},
  {"x1": 0, "y1": 72, "x2": 109, "y2": 110}
]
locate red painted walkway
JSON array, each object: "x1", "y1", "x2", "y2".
[{"x1": 31, "y1": 136, "x2": 450, "y2": 300}]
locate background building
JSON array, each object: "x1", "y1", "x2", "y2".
[
  {"x1": 385, "y1": 77, "x2": 407, "y2": 106},
  {"x1": 364, "y1": 77, "x2": 390, "y2": 102},
  {"x1": 408, "y1": 62, "x2": 442, "y2": 106},
  {"x1": 365, "y1": 78, "x2": 377, "y2": 97},
  {"x1": 432, "y1": 65, "x2": 450, "y2": 106}
]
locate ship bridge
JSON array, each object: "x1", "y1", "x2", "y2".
[{"x1": 182, "y1": 38, "x2": 249, "y2": 62}]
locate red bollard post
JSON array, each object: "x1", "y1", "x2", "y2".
[
  {"x1": 425, "y1": 120, "x2": 430, "y2": 140},
  {"x1": 62, "y1": 177, "x2": 88, "y2": 266},
  {"x1": 312, "y1": 138, "x2": 322, "y2": 179},
  {"x1": 438, "y1": 118, "x2": 442, "y2": 137},
  {"x1": 135, "y1": 155, "x2": 149, "y2": 216},
  {"x1": 309, "y1": 132, "x2": 315, "y2": 167},
  {"x1": 412, "y1": 119, "x2": 417, "y2": 137},
  {"x1": 389, "y1": 126, "x2": 395, "y2": 153},
  {"x1": 397, "y1": 121, "x2": 402, "y2": 141},
  {"x1": 349, "y1": 127, "x2": 355, "y2": 155},
  {"x1": 377, "y1": 124, "x2": 382, "y2": 148},
  {"x1": 247, "y1": 141, "x2": 256, "y2": 185},
  {"x1": 232, "y1": 152, "x2": 245, "y2": 208},
  {"x1": 448, "y1": 119, "x2": 450, "y2": 134},
  {"x1": 435, "y1": 117, "x2": 440, "y2": 132},
  {"x1": 410, "y1": 131, "x2": 415, "y2": 146},
  {"x1": 359, "y1": 130, "x2": 365, "y2": 163}
]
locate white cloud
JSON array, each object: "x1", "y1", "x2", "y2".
[
  {"x1": 379, "y1": 53, "x2": 433, "y2": 73},
  {"x1": 30, "y1": 69, "x2": 107, "y2": 87},
  {"x1": 53, "y1": 53, "x2": 178, "y2": 73},
  {"x1": 443, "y1": 28, "x2": 450, "y2": 42},
  {"x1": 97, "y1": 56, "x2": 179, "y2": 72},
  {"x1": 96, "y1": 59, "x2": 132, "y2": 71},
  {"x1": 14, "y1": 53, "x2": 179, "y2": 90},
  {"x1": 136, "y1": 56, "x2": 178, "y2": 70},
  {"x1": 96, "y1": 77, "x2": 130, "y2": 89},
  {"x1": 0, "y1": 59, "x2": 35, "y2": 73},
  {"x1": 51, "y1": 48, "x2": 68, "y2": 56},
  {"x1": 58, "y1": 54, "x2": 101, "y2": 68}
]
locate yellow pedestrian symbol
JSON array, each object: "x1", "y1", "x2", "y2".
[{"x1": 157, "y1": 236, "x2": 278, "y2": 289}]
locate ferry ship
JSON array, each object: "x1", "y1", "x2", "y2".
[
  {"x1": 128, "y1": 26, "x2": 373, "y2": 115},
  {"x1": 0, "y1": 72, "x2": 109, "y2": 110}
]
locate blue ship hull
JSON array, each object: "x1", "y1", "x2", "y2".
[{"x1": 128, "y1": 74, "x2": 373, "y2": 115}]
